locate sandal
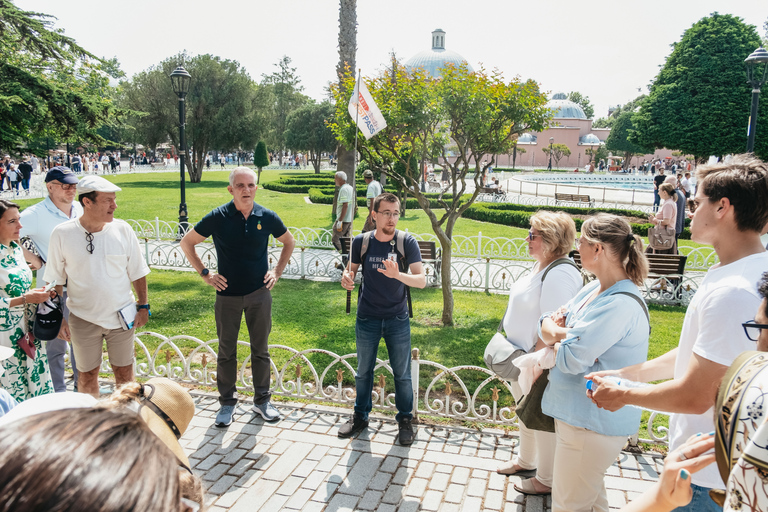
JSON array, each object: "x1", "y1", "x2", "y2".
[
  {"x1": 514, "y1": 478, "x2": 551, "y2": 496},
  {"x1": 496, "y1": 459, "x2": 536, "y2": 476}
]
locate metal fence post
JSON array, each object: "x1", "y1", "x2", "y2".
[
  {"x1": 411, "y1": 348, "x2": 420, "y2": 420},
  {"x1": 155, "y1": 217, "x2": 160, "y2": 241},
  {"x1": 477, "y1": 232, "x2": 482, "y2": 259},
  {"x1": 485, "y1": 258, "x2": 491, "y2": 293}
]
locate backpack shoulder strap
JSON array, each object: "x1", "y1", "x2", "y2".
[
  {"x1": 359, "y1": 231, "x2": 373, "y2": 263},
  {"x1": 611, "y1": 291, "x2": 651, "y2": 335},
  {"x1": 541, "y1": 257, "x2": 580, "y2": 283}
]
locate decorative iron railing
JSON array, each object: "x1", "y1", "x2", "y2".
[{"x1": 96, "y1": 332, "x2": 670, "y2": 447}]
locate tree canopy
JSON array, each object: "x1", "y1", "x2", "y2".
[
  {"x1": 284, "y1": 102, "x2": 336, "y2": 173},
  {"x1": 605, "y1": 108, "x2": 653, "y2": 167},
  {"x1": 0, "y1": 0, "x2": 117, "y2": 153},
  {"x1": 121, "y1": 53, "x2": 260, "y2": 182},
  {"x1": 630, "y1": 13, "x2": 768, "y2": 160},
  {"x1": 567, "y1": 91, "x2": 594, "y2": 119},
  {"x1": 260, "y1": 56, "x2": 308, "y2": 158},
  {"x1": 330, "y1": 63, "x2": 550, "y2": 325}
]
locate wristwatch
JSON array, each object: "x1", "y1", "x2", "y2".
[
  {"x1": 137, "y1": 303, "x2": 151, "y2": 317},
  {"x1": 200, "y1": 268, "x2": 210, "y2": 277}
]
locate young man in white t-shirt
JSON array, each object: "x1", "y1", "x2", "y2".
[
  {"x1": 332, "y1": 171, "x2": 355, "y2": 265},
  {"x1": 362, "y1": 169, "x2": 382, "y2": 232},
  {"x1": 588, "y1": 154, "x2": 768, "y2": 511}
]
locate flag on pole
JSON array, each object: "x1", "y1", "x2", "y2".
[{"x1": 348, "y1": 78, "x2": 387, "y2": 139}]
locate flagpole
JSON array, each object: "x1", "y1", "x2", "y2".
[{"x1": 352, "y1": 68, "x2": 361, "y2": 176}]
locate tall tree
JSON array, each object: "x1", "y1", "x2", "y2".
[
  {"x1": 285, "y1": 102, "x2": 337, "y2": 173},
  {"x1": 260, "y1": 56, "x2": 306, "y2": 159},
  {"x1": 0, "y1": 0, "x2": 117, "y2": 152},
  {"x1": 330, "y1": 63, "x2": 551, "y2": 325},
  {"x1": 630, "y1": 13, "x2": 767, "y2": 160},
  {"x1": 121, "y1": 53, "x2": 259, "y2": 182},
  {"x1": 567, "y1": 91, "x2": 595, "y2": 119},
  {"x1": 336, "y1": 0, "x2": 357, "y2": 194},
  {"x1": 541, "y1": 143, "x2": 571, "y2": 168},
  {"x1": 605, "y1": 110, "x2": 653, "y2": 169},
  {"x1": 253, "y1": 140, "x2": 270, "y2": 183}
]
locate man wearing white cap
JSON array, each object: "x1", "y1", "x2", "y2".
[{"x1": 45, "y1": 176, "x2": 150, "y2": 396}]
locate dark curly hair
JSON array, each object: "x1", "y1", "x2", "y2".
[{"x1": 759, "y1": 272, "x2": 768, "y2": 317}]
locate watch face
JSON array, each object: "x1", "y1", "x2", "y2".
[{"x1": 201, "y1": 268, "x2": 210, "y2": 277}]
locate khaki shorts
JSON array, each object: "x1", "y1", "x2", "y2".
[{"x1": 69, "y1": 313, "x2": 135, "y2": 372}]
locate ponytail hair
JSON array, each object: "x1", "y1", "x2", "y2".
[{"x1": 581, "y1": 213, "x2": 649, "y2": 286}]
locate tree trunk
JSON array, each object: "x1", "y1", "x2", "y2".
[
  {"x1": 257, "y1": 166, "x2": 262, "y2": 184},
  {"x1": 437, "y1": 232, "x2": 454, "y2": 326},
  {"x1": 512, "y1": 148, "x2": 517, "y2": 169},
  {"x1": 337, "y1": 0, "x2": 357, "y2": 218}
]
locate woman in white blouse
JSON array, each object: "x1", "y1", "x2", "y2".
[
  {"x1": 648, "y1": 182, "x2": 679, "y2": 254},
  {"x1": 496, "y1": 211, "x2": 583, "y2": 495}
]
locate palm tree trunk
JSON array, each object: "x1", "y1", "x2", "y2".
[{"x1": 337, "y1": 0, "x2": 357, "y2": 212}]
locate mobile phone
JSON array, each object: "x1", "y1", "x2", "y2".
[{"x1": 43, "y1": 280, "x2": 57, "y2": 292}]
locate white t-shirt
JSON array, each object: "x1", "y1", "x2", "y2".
[
  {"x1": 366, "y1": 180, "x2": 383, "y2": 206},
  {"x1": 501, "y1": 260, "x2": 583, "y2": 351},
  {"x1": 45, "y1": 219, "x2": 150, "y2": 329},
  {"x1": 669, "y1": 251, "x2": 768, "y2": 489},
  {"x1": 336, "y1": 184, "x2": 355, "y2": 223}
]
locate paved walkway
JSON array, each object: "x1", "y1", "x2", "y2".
[{"x1": 183, "y1": 393, "x2": 661, "y2": 512}]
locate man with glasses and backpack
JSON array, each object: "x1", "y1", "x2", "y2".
[{"x1": 338, "y1": 192, "x2": 426, "y2": 445}]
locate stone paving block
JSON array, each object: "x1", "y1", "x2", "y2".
[
  {"x1": 605, "y1": 475, "x2": 655, "y2": 493},
  {"x1": 283, "y1": 488, "x2": 314, "y2": 510},
  {"x1": 307, "y1": 423, "x2": 334, "y2": 435},
  {"x1": 444, "y1": 483, "x2": 465, "y2": 503},
  {"x1": 262, "y1": 442, "x2": 314, "y2": 481},
  {"x1": 466, "y1": 477, "x2": 487, "y2": 497},
  {"x1": 337, "y1": 449, "x2": 362, "y2": 467},
  {"x1": 255, "y1": 493, "x2": 289, "y2": 512},
  {"x1": 377, "y1": 504, "x2": 397, "y2": 512},
  {"x1": 268, "y1": 439, "x2": 292, "y2": 455},
  {"x1": 221, "y1": 448, "x2": 247, "y2": 464},
  {"x1": 476, "y1": 448, "x2": 496, "y2": 459},
  {"x1": 439, "y1": 504, "x2": 460, "y2": 512},
  {"x1": 301, "y1": 500, "x2": 326, "y2": 512},
  {"x1": 311, "y1": 483, "x2": 339, "y2": 503},
  {"x1": 379, "y1": 455, "x2": 401, "y2": 473},
  {"x1": 435, "y1": 464, "x2": 453, "y2": 473},
  {"x1": 358, "y1": 490, "x2": 383, "y2": 510},
  {"x1": 208, "y1": 474, "x2": 238, "y2": 495},
  {"x1": 227, "y1": 457, "x2": 255, "y2": 477},
  {"x1": 427, "y1": 438, "x2": 447, "y2": 452},
  {"x1": 189, "y1": 441, "x2": 218, "y2": 461},
  {"x1": 392, "y1": 466, "x2": 414, "y2": 485},
  {"x1": 472, "y1": 469, "x2": 489, "y2": 479},
  {"x1": 315, "y1": 455, "x2": 342, "y2": 472},
  {"x1": 608, "y1": 489, "x2": 628, "y2": 509},
  {"x1": 443, "y1": 443, "x2": 461, "y2": 454},
  {"x1": 233, "y1": 469, "x2": 260, "y2": 488},
  {"x1": 328, "y1": 447, "x2": 346, "y2": 457},
  {"x1": 237, "y1": 435, "x2": 258, "y2": 451},
  {"x1": 459, "y1": 444, "x2": 477, "y2": 457},
  {"x1": 506, "y1": 485, "x2": 525, "y2": 504},
  {"x1": 293, "y1": 459, "x2": 318, "y2": 478},
  {"x1": 229, "y1": 478, "x2": 281, "y2": 512},
  {"x1": 415, "y1": 461, "x2": 436, "y2": 478},
  {"x1": 203, "y1": 463, "x2": 230, "y2": 482},
  {"x1": 405, "y1": 477, "x2": 428, "y2": 498},
  {"x1": 307, "y1": 445, "x2": 330, "y2": 461},
  {"x1": 607, "y1": 463, "x2": 622, "y2": 476},
  {"x1": 399, "y1": 499, "x2": 420, "y2": 512},
  {"x1": 211, "y1": 486, "x2": 246, "y2": 508},
  {"x1": 302, "y1": 469, "x2": 330, "y2": 491},
  {"x1": 525, "y1": 495, "x2": 545, "y2": 512},
  {"x1": 403, "y1": 458, "x2": 420, "y2": 469},
  {"x1": 336, "y1": 453, "x2": 383, "y2": 496},
  {"x1": 503, "y1": 503, "x2": 525, "y2": 512},
  {"x1": 488, "y1": 471, "x2": 506, "y2": 490},
  {"x1": 461, "y1": 496, "x2": 483, "y2": 511},
  {"x1": 381, "y1": 483, "x2": 405, "y2": 504},
  {"x1": 428, "y1": 472, "x2": 450, "y2": 491},
  {"x1": 368, "y1": 471, "x2": 393, "y2": 491},
  {"x1": 451, "y1": 467, "x2": 471, "y2": 485},
  {"x1": 485, "y1": 489, "x2": 504, "y2": 509},
  {"x1": 276, "y1": 475, "x2": 305, "y2": 496},
  {"x1": 424, "y1": 450, "x2": 501, "y2": 472},
  {"x1": 250, "y1": 453, "x2": 276, "y2": 472},
  {"x1": 422, "y1": 490, "x2": 443, "y2": 510},
  {"x1": 196, "y1": 453, "x2": 224, "y2": 471},
  {"x1": 325, "y1": 493, "x2": 360, "y2": 512}
]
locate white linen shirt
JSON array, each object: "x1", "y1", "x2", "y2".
[
  {"x1": 19, "y1": 197, "x2": 83, "y2": 284},
  {"x1": 44, "y1": 219, "x2": 150, "y2": 329}
]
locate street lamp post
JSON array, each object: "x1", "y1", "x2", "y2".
[
  {"x1": 170, "y1": 66, "x2": 192, "y2": 234},
  {"x1": 547, "y1": 137, "x2": 554, "y2": 171},
  {"x1": 745, "y1": 47, "x2": 768, "y2": 153}
]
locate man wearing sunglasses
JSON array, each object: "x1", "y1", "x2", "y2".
[
  {"x1": 19, "y1": 166, "x2": 84, "y2": 393},
  {"x1": 45, "y1": 175, "x2": 150, "y2": 397},
  {"x1": 743, "y1": 272, "x2": 768, "y2": 352}
]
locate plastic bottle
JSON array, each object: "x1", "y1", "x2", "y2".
[{"x1": 586, "y1": 376, "x2": 650, "y2": 392}]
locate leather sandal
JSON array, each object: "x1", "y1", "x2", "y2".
[
  {"x1": 496, "y1": 459, "x2": 536, "y2": 476},
  {"x1": 514, "y1": 478, "x2": 551, "y2": 496}
]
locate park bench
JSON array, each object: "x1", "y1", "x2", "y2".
[
  {"x1": 570, "y1": 251, "x2": 688, "y2": 301},
  {"x1": 555, "y1": 193, "x2": 594, "y2": 207},
  {"x1": 339, "y1": 237, "x2": 441, "y2": 285},
  {"x1": 427, "y1": 179, "x2": 442, "y2": 192},
  {"x1": 150, "y1": 162, "x2": 166, "y2": 169}
]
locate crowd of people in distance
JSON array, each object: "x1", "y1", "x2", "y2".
[{"x1": 0, "y1": 154, "x2": 766, "y2": 511}]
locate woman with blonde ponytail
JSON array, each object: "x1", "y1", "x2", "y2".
[{"x1": 538, "y1": 213, "x2": 650, "y2": 512}]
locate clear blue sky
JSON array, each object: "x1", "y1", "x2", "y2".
[{"x1": 17, "y1": 0, "x2": 767, "y2": 118}]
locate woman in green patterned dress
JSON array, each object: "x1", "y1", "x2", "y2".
[{"x1": 0, "y1": 200, "x2": 55, "y2": 401}]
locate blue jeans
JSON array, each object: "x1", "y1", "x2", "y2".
[
  {"x1": 672, "y1": 483, "x2": 721, "y2": 512},
  {"x1": 653, "y1": 190, "x2": 660, "y2": 212},
  {"x1": 354, "y1": 313, "x2": 413, "y2": 422}
]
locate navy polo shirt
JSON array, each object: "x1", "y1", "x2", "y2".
[{"x1": 195, "y1": 201, "x2": 287, "y2": 296}]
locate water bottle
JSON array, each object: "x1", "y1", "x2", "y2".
[{"x1": 586, "y1": 376, "x2": 650, "y2": 392}]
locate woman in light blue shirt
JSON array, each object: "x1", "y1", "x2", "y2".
[{"x1": 539, "y1": 213, "x2": 650, "y2": 512}]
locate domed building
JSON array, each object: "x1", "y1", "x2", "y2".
[
  {"x1": 404, "y1": 29, "x2": 473, "y2": 78},
  {"x1": 546, "y1": 92, "x2": 588, "y2": 120}
]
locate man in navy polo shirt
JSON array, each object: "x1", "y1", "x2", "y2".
[
  {"x1": 338, "y1": 192, "x2": 426, "y2": 445},
  {"x1": 181, "y1": 168, "x2": 295, "y2": 427}
]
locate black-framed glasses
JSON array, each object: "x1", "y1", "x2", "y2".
[
  {"x1": 743, "y1": 320, "x2": 768, "y2": 342},
  {"x1": 85, "y1": 232, "x2": 94, "y2": 255}
]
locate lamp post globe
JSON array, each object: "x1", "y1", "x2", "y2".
[
  {"x1": 170, "y1": 66, "x2": 191, "y2": 233},
  {"x1": 745, "y1": 47, "x2": 768, "y2": 153}
]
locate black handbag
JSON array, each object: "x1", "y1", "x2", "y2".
[{"x1": 514, "y1": 369, "x2": 555, "y2": 433}]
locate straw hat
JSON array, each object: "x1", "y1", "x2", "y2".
[{"x1": 139, "y1": 378, "x2": 195, "y2": 470}]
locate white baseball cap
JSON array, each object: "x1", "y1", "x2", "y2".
[{"x1": 76, "y1": 175, "x2": 121, "y2": 194}]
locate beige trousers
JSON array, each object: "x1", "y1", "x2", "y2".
[
  {"x1": 551, "y1": 419, "x2": 626, "y2": 512},
  {"x1": 510, "y1": 381, "x2": 556, "y2": 487}
]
